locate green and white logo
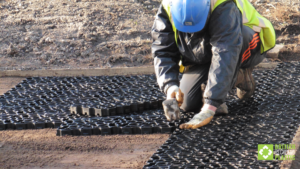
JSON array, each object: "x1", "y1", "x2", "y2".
[
  {"x1": 257, "y1": 144, "x2": 296, "y2": 161},
  {"x1": 258, "y1": 144, "x2": 273, "y2": 160}
]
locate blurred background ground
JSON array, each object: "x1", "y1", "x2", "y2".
[
  {"x1": 0, "y1": 0, "x2": 299, "y2": 70},
  {"x1": 0, "y1": 129, "x2": 169, "y2": 169}
]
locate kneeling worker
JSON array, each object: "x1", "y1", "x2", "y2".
[{"x1": 151, "y1": 0, "x2": 276, "y2": 129}]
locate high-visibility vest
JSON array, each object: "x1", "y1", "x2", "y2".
[{"x1": 162, "y1": 0, "x2": 276, "y2": 72}]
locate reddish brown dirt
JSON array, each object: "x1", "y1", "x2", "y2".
[
  {"x1": 291, "y1": 147, "x2": 300, "y2": 169},
  {"x1": 0, "y1": 0, "x2": 158, "y2": 70},
  {"x1": 0, "y1": 77, "x2": 25, "y2": 95},
  {"x1": 253, "y1": 1, "x2": 300, "y2": 62},
  {"x1": 0, "y1": 129, "x2": 169, "y2": 169},
  {"x1": 0, "y1": 0, "x2": 297, "y2": 70}
]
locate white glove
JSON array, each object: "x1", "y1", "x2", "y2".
[
  {"x1": 162, "y1": 98, "x2": 181, "y2": 121},
  {"x1": 166, "y1": 85, "x2": 184, "y2": 107},
  {"x1": 179, "y1": 108, "x2": 215, "y2": 129}
]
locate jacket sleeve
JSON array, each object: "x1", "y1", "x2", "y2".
[
  {"x1": 204, "y1": 1, "x2": 243, "y2": 107},
  {"x1": 151, "y1": 5, "x2": 181, "y2": 94}
]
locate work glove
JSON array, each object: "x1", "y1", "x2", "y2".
[
  {"x1": 167, "y1": 85, "x2": 184, "y2": 107},
  {"x1": 162, "y1": 98, "x2": 181, "y2": 121},
  {"x1": 179, "y1": 108, "x2": 215, "y2": 129},
  {"x1": 162, "y1": 85, "x2": 184, "y2": 121}
]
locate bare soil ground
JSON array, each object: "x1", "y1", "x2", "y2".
[
  {"x1": 0, "y1": 0, "x2": 299, "y2": 70},
  {"x1": 0, "y1": 0, "x2": 159, "y2": 70},
  {"x1": 252, "y1": 0, "x2": 300, "y2": 62},
  {"x1": 0, "y1": 130, "x2": 169, "y2": 169},
  {"x1": 0, "y1": 77, "x2": 24, "y2": 95},
  {"x1": 291, "y1": 147, "x2": 300, "y2": 169}
]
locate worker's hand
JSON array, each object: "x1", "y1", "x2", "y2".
[
  {"x1": 167, "y1": 86, "x2": 184, "y2": 107},
  {"x1": 162, "y1": 98, "x2": 181, "y2": 121},
  {"x1": 179, "y1": 108, "x2": 215, "y2": 129}
]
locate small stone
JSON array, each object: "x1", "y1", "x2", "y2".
[
  {"x1": 47, "y1": 4, "x2": 54, "y2": 9},
  {"x1": 81, "y1": 48, "x2": 92, "y2": 57},
  {"x1": 18, "y1": 43, "x2": 27, "y2": 50},
  {"x1": 25, "y1": 25, "x2": 31, "y2": 29},
  {"x1": 85, "y1": 33, "x2": 93, "y2": 39},
  {"x1": 7, "y1": 44, "x2": 18, "y2": 55},
  {"x1": 24, "y1": 37, "x2": 30, "y2": 41},
  {"x1": 98, "y1": 42, "x2": 107, "y2": 46},
  {"x1": 33, "y1": 47, "x2": 39, "y2": 52},
  {"x1": 45, "y1": 37, "x2": 53, "y2": 43},
  {"x1": 60, "y1": 39, "x2": 70, "y2": 45},
  {"x1": 30, "y1": 36, "x2": 39, "y2": 43},
  {"x1": 105, "y1": 62, "x2": 112, "y2": 68},
  {"x1": 256, "y1": 0, "x2": 268, "y2": 3},
  {"x1": 266, "y1": 44, "x2": 285, "y2": 59},
  {"x1": 46, "y1": 25, "x2": 56, "y2": 29}
]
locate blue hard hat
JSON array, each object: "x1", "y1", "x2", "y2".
[{"x1": 171, "y1": 0, "x2": 210, "y2": 33}]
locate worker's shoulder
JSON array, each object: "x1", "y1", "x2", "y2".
[
  {"x1": 213, "y1": 1, "x2": 239, "y2": 13},
  {"x1": 212, "y1": 1, "x2": 240, "y2": 16},
  {"x1": 209, "y1": 1, "x2": 242, "y2": 29}
]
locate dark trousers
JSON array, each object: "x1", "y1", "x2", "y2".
[{"x1": 180, "y1": 26, "x2": 265, "y2": 112}]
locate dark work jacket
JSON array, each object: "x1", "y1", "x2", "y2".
[{"x1": 151, "y1": 1, "x2": 243, "y2": 108}]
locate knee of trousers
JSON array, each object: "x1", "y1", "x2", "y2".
[{"x1": 180, "y1": 94, "x2": 203, "y2": 113}]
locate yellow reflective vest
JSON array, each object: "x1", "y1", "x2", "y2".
[{"x1": 162, "y1": 0, "x2": 276, "y2": 72}]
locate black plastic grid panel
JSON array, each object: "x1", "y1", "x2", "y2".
[
  {"x1": 0, "y1": 62, "x2": 299, "y2": 168},
  {"x1": 0, "y1": 74, "x2": 168, "y2": 131},
  {"x1": 144, "y1": 62, "x2": 300, "y2": 168}
]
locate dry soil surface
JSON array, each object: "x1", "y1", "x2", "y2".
[
  {"x1": 252, "y1": 0, "x2": 300, "y2": 62},
  {"x1": 0, "y1": 0, "x2": 159, "y2": 70},
  {"x1": 0, "y1": 0, "x2": 299, "y2": 70},
  {"x1": 0, "y1": 77, "x2": 25, "y2": 95},
  {"x1": 0, "y1": 130, "x2": 170, "y2": 169}
]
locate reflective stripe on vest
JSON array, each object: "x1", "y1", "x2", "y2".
[
  {"x1": 162, "y1": 0, "x2": 179, "y2": 45},
  {"x1": 162, "y1": 0, "x2": 276, "y2": 54}
]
